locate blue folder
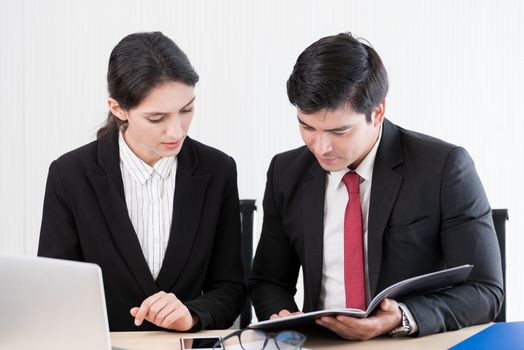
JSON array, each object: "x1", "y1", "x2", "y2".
[{"x1": 449, "y1": 322, "x2": 524, "y2": 349}]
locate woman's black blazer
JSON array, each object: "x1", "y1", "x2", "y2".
[{"x1": 38, "y1": 130, "x2": 246, "y2": 331}]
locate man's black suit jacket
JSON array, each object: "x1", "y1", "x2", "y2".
[
  {"x1": 38, "y1": 130, "x2": 245, "y2": 331},
  {"x1": 249, "y1": 119, "x2": 503, "y2": 336}
]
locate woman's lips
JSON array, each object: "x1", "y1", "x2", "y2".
[{"x1": 161, "y1": 141, "x2": 180, "y2": 150}]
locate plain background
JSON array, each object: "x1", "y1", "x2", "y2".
[{"x1": 1, "y1": 0, "x2": 522, "y2": 322}]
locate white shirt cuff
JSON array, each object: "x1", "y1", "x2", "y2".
[{"x1": 398, "y1": 302, "x2": 418, "y2": 335}]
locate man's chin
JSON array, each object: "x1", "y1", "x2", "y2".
[{"x1": 317, "y1": 161, "x2": 347, "y2": 173}]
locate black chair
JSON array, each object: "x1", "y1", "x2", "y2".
[
  {"x1": 239, "y1": 199, "x2": 257, "y2": 328},
  {"x1": 492, "y1": 209, "x2": 508, "y2": 322}
]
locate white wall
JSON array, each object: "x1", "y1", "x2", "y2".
[{"x1": 1, "y1": 0, "x2": 523, "y2": 321}]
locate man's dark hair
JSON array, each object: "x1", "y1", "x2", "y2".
[
  {"x1": 287, "y1": 32, "x2": 388, "y2": 122},
  {"x1": 97, "y1": 31, "x2": 199, "y2": 138}
]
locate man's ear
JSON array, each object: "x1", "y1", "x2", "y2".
[
  {"x1": 108, "y1": 98, "x2": 127, "y2": 121},
  {"x1": 371, "y1": 99, "x2": 386, "y2": 127}
]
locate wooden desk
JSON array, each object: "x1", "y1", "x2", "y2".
[{"x1": 111, "y1": 323, "x2": 490, "y2": 350}]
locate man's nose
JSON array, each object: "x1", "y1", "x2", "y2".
[{"x1": 313, "y1": 133, "x2": 332, "y2": 155}]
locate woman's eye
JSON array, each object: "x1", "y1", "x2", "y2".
[
  {"x1": 148, "y1": 117, "x2": 164, "y2": 123},
  {"x1": 181, "y1": 108, "x2": 193, "y2": 114}
]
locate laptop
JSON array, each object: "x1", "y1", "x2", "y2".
[{"x1": 0, "y1": 254, "x2": 125, "y2": 350}]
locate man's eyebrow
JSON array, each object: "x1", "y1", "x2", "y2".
[
  {"x1": 297, "y1": 116, "x2": 313, "y2": 128},
  {"x1": 142, "y1": 96, "x2": 196, "y2": 116},
  {"x1": 325, "y1": 125, "x2": 351, "y2": 132},
  {"x1": 297, "y1": 116, "x2": 351, "y2": 132}
]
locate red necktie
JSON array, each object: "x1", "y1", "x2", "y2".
[{"x1": 342, "y1": 171, "x2": 366, "y2": 310}]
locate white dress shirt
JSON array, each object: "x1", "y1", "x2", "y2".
[
  {"x1": 318, "y1": 126, "x2": 418, "y2": 334},
  {"x1": 119, "y1": 132, "x2": 177, "y2": 280},
  {"x1": 319, "y1": 127, "x2": 382, "y2": 310}
]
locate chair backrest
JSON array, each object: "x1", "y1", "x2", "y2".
[
  {"x1": 492, "y1": 209, "x2": 508, "y2": 322},
  {"x1": 239, "y1": 199, "x2": 257, "y2": 328}
]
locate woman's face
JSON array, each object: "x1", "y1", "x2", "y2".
[{"x1": 110, "y1": 81, "x2": 195, "y2": 166}]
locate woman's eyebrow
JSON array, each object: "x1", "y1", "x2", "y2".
[
  {"x1": 180, "y1": 96, "x2": 196, "y2": 110},
  {"x1": 143, "y1": 111, "x2": 167, "y2": 116},
  {"x1": 142, "y1": 96, "x2": 196, "y2": 116}
]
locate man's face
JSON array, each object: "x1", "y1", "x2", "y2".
[{"x1": 298, "y1": 102, "x2": 385, "y2": 172}]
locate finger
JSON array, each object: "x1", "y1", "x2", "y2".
[
  {"x1": 316, "y1": 316, "x2": 343, "y2": 328},
  {"x1": 270, "y1": 309, "x2": 292, "y2": 320},
  {"x1": 380, "y1": 298, "x2": 398, "y2": 312},
  {"x1": 334, "y1": 314, "x2": 390, "y2": 340},
  {"x1": 278, "y1": 309, "x2": 293, "y2": 317},
  {"x1": 154, "y1": 298, "x2": 182, "y2": 326},
  {"x1": 337, "y1": 314, "x2": 381, "y2": 330},
  {"x1": 130, "y1": 307, "x2": 139, "y2": 317},
  {"x1": 147, "y1": 293, "x2": 177, "y2": 323},
  {"x1": 134, "y1": 291, "x2": 165, "y2": 326},
  {"x1": 316, "y1": 317, "x2": 358, "y2": 340},
  {"x1": 162, "y1": 305, "x2": 193, "y2": 331},
  {"x1": 145, "y1": 298, "x2": 168, "y2": 324},
  {"x1": 335, "y1": 314, "x2": 364, "y2": 323}
]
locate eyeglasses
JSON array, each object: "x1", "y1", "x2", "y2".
[{"x1": 213, "y1": 329, "x2": 306, "y2": 350}]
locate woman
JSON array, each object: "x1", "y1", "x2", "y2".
[{"x1": 38, "y1": 32, "x2": 245, "y2": 331}]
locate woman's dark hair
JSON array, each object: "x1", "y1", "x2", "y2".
[
  {"x1": 97, "y1": 31, "x2": 199, "y2": 138},
  {"x1": 287, "y1": 32, "x2": 388, "y2": 122}
]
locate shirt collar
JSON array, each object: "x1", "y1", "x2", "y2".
[
  {"x1": 118, "y1": 132, "x2": 176, "y2": 185},
  {"x1": 354, "y1": 125, "x2": 382, "y2": 182},
  {"x1": 328, "y1": 125, "x2": 383, "y2": 184}
]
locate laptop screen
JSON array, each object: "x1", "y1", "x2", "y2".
[{"x1": 0, "y1": 255, "x2": 114, "y2": 350}]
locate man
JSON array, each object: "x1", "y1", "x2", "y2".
[{"x1": 248, "y1": 33, "x2": 503, "y2": 339}]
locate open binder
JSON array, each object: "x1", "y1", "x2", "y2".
[{"x1": 249, "y1": 264, "x2": 473, "y2": 330}]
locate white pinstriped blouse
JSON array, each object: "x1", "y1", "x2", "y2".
[{"x1": 118, "y1": 132, "x2": 177, "y2": 280}]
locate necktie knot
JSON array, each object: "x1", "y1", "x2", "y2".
[{"x1": 342, "y1": 171, "x2": 360, "y2": 194}]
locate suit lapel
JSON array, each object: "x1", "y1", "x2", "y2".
[
  {"x1": 87, "y1": 131, "x2": 157, "y2": 297},
  {"x1": 156, "y1": 138, "x2": 212, "y2": 292},
  {"x1": 367, "y1": 119, "x2": 403, "y2": 297},
  {"x1": 302, "y1": 158, "x2": 326, "y2": 310}
]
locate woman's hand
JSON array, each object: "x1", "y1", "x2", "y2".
[{"x1": 130, "y1": 291, "x2": 197, "y2": 331}]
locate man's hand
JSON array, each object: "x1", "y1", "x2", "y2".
[
  {"x1": 130, "y1": 291, "x2": 196, "y2": 331},
  {"x1": 269, "y1": 309, "x2": 304, "y2": 320},
  {"x1": 315, "y1": 299, "x2": 402, "y2": 340}
]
